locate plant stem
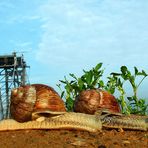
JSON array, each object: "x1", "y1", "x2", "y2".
[{"x1": 137, "y1": 76, "x2": 147, "y2": 89}]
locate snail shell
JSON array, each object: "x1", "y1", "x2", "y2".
[
  {"x1": 32, "y1": 84, "x2": 66, "y2": 112},
  {"x1": 73, "y1": 89, "x2": 121, "y2": 114},
  {"x1": 10, "y1": 84, "x2": 66, "y2": 122}
]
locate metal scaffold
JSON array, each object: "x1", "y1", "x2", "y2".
[{"x1": 0, "y1": 52, "x2": 29, "y2": 119}]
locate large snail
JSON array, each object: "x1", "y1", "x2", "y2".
[{"x1": 10, "y1": 84, "x2": 66, "y2": 122}]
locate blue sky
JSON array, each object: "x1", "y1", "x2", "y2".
[{"x1": 0, "y1": 0, "x2": 148, "y2": 100}]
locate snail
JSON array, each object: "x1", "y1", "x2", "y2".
[
  {"x1": 73, "y1": 89, "x2": 147, "y2": 131},
  {"x1": 73, "y1": 89, "x2": 121, "y2": 114},
  {"x1": 10, "y1": 84, "x2": 66, "y2": 122}
]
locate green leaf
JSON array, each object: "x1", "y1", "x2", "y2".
[
  {"x1": 71, "y1": 82, "x2": 79, "y2": 92},
  {"x1": 69, "y1": 73, "x2": 78, "y2": 80},
  {"x1": 56, "y1": 84, "x2": 61, "y2": 88},
  {"x1": 142, "y1": 70, "x2": 147, "y2": 76},
  {"x1": 70, "y1": 80, "x2": 75, "y2": 84},
  {"x1": 66, "y1": 97, "x2": 74, "y2": 111},
  {"x1": 98, "y1": 80, "x2": 104, "y2": 88},
  {"x1": 85, "y1": 71, "x2": 93, "y2": 85},
  {"x1": 127, "y1": 97, "x2": 133, "y2": 101},
  {"x1": 65, "y1": 84, "x2": 72, "y2": 93},
  {"x1": 94, "y1": 63, "x2": 103, "y2": 71},
  {"x1": 78, "y1": 78, "x2": 84, "y2": 90},
  {"x1": 111, "y1": 72, "x2": 121, "y2": 76},
  {"x1": 109, "y1": 87, "x2": 115, "y2": 94},
  {"x1": 61, "y1": 91, "x2": 65, "y2": 98},
  {"x1": 59, "y1": 80, "x2": 67, "y2": 84},
  {"x1": 134, "y1": 67, "x2": 138, "y2": 75},
  {"x1": 137, "y1": 72, "x2": 143, "y2": 76},
  {"x1": 121, "y1": 66, "x2": 128, "y2": 74},
  {"x1": 137, "y1": 70, "x2": 148, "y2": 76},
  {"x1": 138, "y1": 99, "x2": 145, "y2": 105}
]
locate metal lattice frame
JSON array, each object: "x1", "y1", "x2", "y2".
[{"x1": 0, "y1": 52, "x2": 29, "y2": 119}]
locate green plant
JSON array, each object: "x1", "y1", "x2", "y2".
[
  {"x1": 110, "y1": 66, "x2": 148, "y2": 115},
  {"x1": 57, "y1": 63, "x2": 148, "y2": 115},
  {"x1": 103, "y1": 74, "x2": 130, "y2": 114},
  {"x1": 57, "y1": 63, "x2": 104, "y2": 111}
]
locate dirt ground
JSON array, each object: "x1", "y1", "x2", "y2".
[{"x1": 0, "y1": 128, "x2": 147, "y2": 148}]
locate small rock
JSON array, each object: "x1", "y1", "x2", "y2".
[
  {"x1": 70, "y1": 137, "x2": 87, "y2": 146},
  {"x1": 122, "y1": 140, "x2": 130, "y2": 144}
]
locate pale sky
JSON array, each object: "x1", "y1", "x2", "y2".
[{"x1": 0, "y1": 0, "x2": 148, "y2": 101}]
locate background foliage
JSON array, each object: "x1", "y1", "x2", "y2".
[{"x1": 57, "y1": 63, "x2": 148, "y2": 115}]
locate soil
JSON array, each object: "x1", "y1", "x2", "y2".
[{"x1": 0, "y1": 128, "x2": 147, "y2": 148}]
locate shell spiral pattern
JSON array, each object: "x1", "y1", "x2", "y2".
[{"x1": 73, "y1": 89, "x2": 121, "y2": 114}]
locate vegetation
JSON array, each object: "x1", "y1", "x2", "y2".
[{"x1": 57, "y1": 63, "x2": 148, "y2": 115}]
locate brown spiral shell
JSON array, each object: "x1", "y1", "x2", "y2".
[
  {"x1": 10, "y1": 84, "x2": 66, "y2": 122},
  {"x1": 32, "y1": 84, "x2": 66, "y2": 112},
  {"x1": 73, "y1": 89, "x2": 121, "y2": 114}
]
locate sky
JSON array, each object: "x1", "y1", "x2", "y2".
[{"x1": 0, "y1": 0, "x2": 148, "y2": 101}]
